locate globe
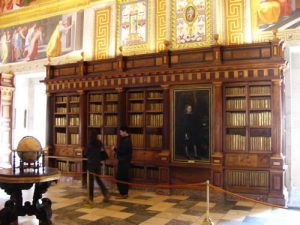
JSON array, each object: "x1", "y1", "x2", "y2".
[{"x1": 17, "y1": 136, "x2": 42, "y2": 163}]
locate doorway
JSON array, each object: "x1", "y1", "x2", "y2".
[
  {"x1": 285, "y1": 45, "x2": 300, "y2": 207},
  {"x1": 12, "y1": 72, "x2": 47, "y2": 150}
]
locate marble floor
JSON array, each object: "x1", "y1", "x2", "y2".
[{"x1": 0, "y1": 177, "x2": 300, "y2": 225}]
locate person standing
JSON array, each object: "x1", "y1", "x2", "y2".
[
  {"x1": 84, "y1": 130, "x2": 110, "y2": 203},
  {"x1": 183, "y1": 104, "x2": 198, "y2": 159},
  {"x1": 113, "y1": 125, "x2": 132, "y2": 199}
]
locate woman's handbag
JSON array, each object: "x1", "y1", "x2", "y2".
[{"x1": 100, "y1": 149, "x2": 109, "y2": 161}]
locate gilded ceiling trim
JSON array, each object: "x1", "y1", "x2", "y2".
[{"x1": 0, "y1": 0, "x2": 108, "y2": 28}]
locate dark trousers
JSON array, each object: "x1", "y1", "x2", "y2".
[
  {"x1": 116, "y1": 161, "x2": 130, "y2": 196},
  {"x1": 88, "y1": 167, "x2": 108, "y2": 201}
]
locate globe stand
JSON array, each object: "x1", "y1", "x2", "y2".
[{"x1": 12, "y1": 150, "x2": 45, "y2": 173}]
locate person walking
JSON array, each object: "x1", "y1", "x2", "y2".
[
  {"x1": 84, "y1": 130, "x2": 110, "y2": 203},
  {"x1": 113, "y1": 125, "x2": 132, "y2": 199}
]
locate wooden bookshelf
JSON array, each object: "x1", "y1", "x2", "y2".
[
  {"x1": 224, "y1": 82, "x2": 273, "y2": 194},
  {"x1": 127, "y1": 89, "x2": 164, "y2": 150},
  {"x1": 45, "y1": 41, "x2": 287, "y2": 205},
  {"x1": 87, "y1": 92, "x2": 119, "y2": 148}
]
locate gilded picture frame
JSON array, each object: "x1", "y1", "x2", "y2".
[{"x1": 171, "y1": 85, "x2": 211, "y2": 163}]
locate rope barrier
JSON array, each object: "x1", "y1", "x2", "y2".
[
  {"x1": 59, "y1": 170, "x2": 286, "y2": 209},
  {"x1": 209, "y1": 184, "x2": 287, "y2": 209}
]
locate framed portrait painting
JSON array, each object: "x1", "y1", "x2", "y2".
[{"x1": 171, "y1": 86, "x2": 211, "y2": 162}]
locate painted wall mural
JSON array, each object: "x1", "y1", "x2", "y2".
[
  {"x1": 0, "y1": 0, "x2": 35, "y2": 13},
  {"x1": 172, "y1": 0, "x2": 211, "y2": 49},
  {"x1": 120, "y1": 0, "x2": 147, "y2": 46},
  {"x1": 0, "y1": 11, "x2": 83, "y2": 64},
  {"x1": 251, "y1": 0, "x2": 300, "y2": 41}
]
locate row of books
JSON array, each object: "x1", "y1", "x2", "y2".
[
  {"x1": 147, "y1": 134, "x2": 163, "y2": 148},
  {"x1": 89, "y1": 94, "x2": 103, "y2": 102},
  {"x1": 225, "y1": 134, "x2": 246, "y2": 151},
  {"x1": 57, "y1": 161, "x2": 81, "y2": 172},
  {"x1": 146, "y1": 114, "x2": 163, "y2": 127},
  {"x1": 56, "y1": 96, "x2": 68, "y2": 103},
  {"x1": 147, "y1": 103, "x2": 163, "y2": 111},
  {"x1": 226, "y1": 112, "x2": 246, "y2": 126},
  {"x1": 226, "y1": 170, "x2": 269, "y2": 187},
  {"x1": 129, "y1": 114, "x2": 144, "y2": 126},
  {"x1": 69, "y1": 96, "x2": 80, "y2": 102},
  {"x1": 226, "y1": 112, "x2": 271, "y2": 126},
  {"x1": 69, "y1": 106, "x2": 80, "y2": 113},
  {"x1": 70, "y1": 134, "x2": 79, "y2": 145},
  {"x1": 56, "y1": 107, "x2": 67, "y2": 113},
  {"x1": 130, "y1": 103, "x2": 144, "y2": 111},
  {"x1": 148, "y1": 92, "x2": 163, "y2": 98},
  {"x1": 89, "y1": 104, "x2": 103, "y2": 112},
  {"x1": 249, "y1": 86, "x2": 271, "y2": 95},
  {"x1": 89, "y1": 114, "x2": 103, "y2": 126},
  {"x1": 90, "y1": 94, "x2": 118, "y2": 102},
  {"x1": 131, "y1": 134, "x2": 144, "y2": 147},
  {"x1": 225, "y1": 87, "x2": 245, "y2": 96},
  {"x1": 249, "y1": 137, "x2": 271, "y2": 152},
  {"x1": 225, "y1": 86, "x2": 271, "y2": 96},
  {"x1": 129, "y1": 92, "x2": 144, "y2": 99},
  {"x1": 249, "y1": 112, "x2": 271, "y2": 126},
  {"x1": 226, "y1": 99, "x2": 246, "y2": 110},
  {"x1": 56, "y1": 132, "x2": 67, "y2": 144},
  {"x1": 130, "y1": 167, "x2": 145, "y2": 178},
  {"x1": 55, "y1": 117, "x2": 67, "y2": 126},
  {"x1": 69, "y1": 117, "x2": 79, "y2": 126},
  {"x1": 249, "y1": 99, "x2": 271, "y2": 109},
  {"x1": 104, "y1": 134, "x2": 117, "y2": 146}
]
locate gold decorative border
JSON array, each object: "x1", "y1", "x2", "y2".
[
  {"x1": 0, "y1": 0, "x2": 108, "y2": 28},
  {"x1": 94, "y1": 7, "x2": 111, "y2": 60},
  {"x1": 155, "y1": 0, "x2": 166, "y2": 52},
  {"x1": 225, "y1": 0, "x2": 244, "y2": 44},
  {"x1": 116, "y1": 0, "x2": 151, "y2": 55},
  {"x1": 171, "y1": 0, "x2": 212, "y2": 49}
]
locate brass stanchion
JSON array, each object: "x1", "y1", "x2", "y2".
[{"x1": 202, "y1": 180, "x2": 214, "y2": 225}]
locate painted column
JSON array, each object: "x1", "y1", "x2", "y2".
[{"x1": 0, "y1": 73, "x2": 15, "y2": 167}]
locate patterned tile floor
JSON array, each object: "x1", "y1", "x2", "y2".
[{"x1": 0, "y1": 177, "x2": 299, "y2": 225}]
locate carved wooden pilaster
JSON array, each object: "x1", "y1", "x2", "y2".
[
  {"x1": 211, "y1": 81, "x2": 223, "y2": 187},
  {"x1": 268, "y1": 79, "x2": 287, "y2": 206},
  {"x1": 77, "y1": 90, "x2": 86, "y2": 156},
  {"x1": 161, "y1": 84, "x2": 170, "y2": 150}
]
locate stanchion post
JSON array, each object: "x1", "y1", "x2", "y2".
[{"x1": 202, "y1": 180, "x2": 214, "y2": 225}]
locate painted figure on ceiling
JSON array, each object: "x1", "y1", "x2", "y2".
[
  {"x1": 257, "y1": 0, "x2": 292, "y2": 27},
  {"x1": 0, "y1": 0, "x2": 34, "y2": 13},
  {"x1": 26, "y1": 25, "x2": 42, "y2": 61},
  {"x1": 46, "y1": 20, "x2": 72, "y2": 58}
]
